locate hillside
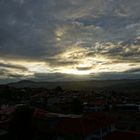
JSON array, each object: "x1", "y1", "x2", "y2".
[{"x1": 6, "y1": 79, "x2": 140, "y2": 91}]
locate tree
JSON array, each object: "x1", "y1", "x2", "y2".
[
  {"x1": 55, "y1": 86, "x2": 63, "y2": 92},
  {"x1": 71, "y1": 98, "x2": 83, "y2": 114}
]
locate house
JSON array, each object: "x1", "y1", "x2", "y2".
[
  {"x1": 115, "y1": 104, "x2": 140, "y2": 112},
  {"x1": 84, "y1": 99, "x2": 107, "y2": 112},
  {"x1": 56, "y1": 112, "x2": 117, "y2": 140},
  {"x1": 31, "y1": 92, "x2": 48, "y2": 108}
]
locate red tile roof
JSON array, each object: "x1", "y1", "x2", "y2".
[
  {"x1": 83, "y1": 112, "x2": 117, "y2": 125},
  {"x1": 31, "y1": 92, "x2": 48, "y2": 98},
  {"x1": 56, "y1": 113, "x2": 117, "y2": 136},
  {"x1": 93, "y1": 99, "x2": 107, "y2": 106},
  {"x1": 57, "y1": 118, "x2": 97, "y2": 136},
  {"x1": 33, "y1": 108, "x2": 47, "y2": 118}
]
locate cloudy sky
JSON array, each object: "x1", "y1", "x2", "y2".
[{"x1": 0, "y1": 0, "x2": 140, "y2": 83}]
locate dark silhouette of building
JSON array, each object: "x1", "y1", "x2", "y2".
[{"x1": 9, "y1": 105, "x2": 34, "y2": 140}]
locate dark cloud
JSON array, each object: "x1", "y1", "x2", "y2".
[
  {"x1": 94, "y1": 72, "x2": 140, "y2": 80},
  {"x1": 0, "y1": 69, "x2": 8, "y2": 76},
  {"x1": 0, "y1": 0, "x2": 140, "y2": 60},
  {"x1": 0, "y1": 68, "x2": 25, "y2": 79},
  {"x1": 76, "y1": 66, "x2": 93, "y2": 71},
  {"x1": 46, "y1": 59, "x2": 79, "y2": 67},
  {"x1": 0, "y1": 62, "x2": 28, "y2": 71},
  {"x1": 125, "y1": 68, "x2": 140, "y2": 73}
]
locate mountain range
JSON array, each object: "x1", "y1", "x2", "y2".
[{"x1": 6, "y1": 79, "x2": 140, "y2": 91}]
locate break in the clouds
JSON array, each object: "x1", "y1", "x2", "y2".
[{"x1": 0, "y1": 0, "x2": 140, "y2": 82}]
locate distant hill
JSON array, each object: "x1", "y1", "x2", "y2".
[{"x1": 7, "y1": 79, "x2": 140, "y2": 91}]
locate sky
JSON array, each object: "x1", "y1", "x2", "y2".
[{"x1": 0, "y1": 0, "x2": 140, "y2": 83}]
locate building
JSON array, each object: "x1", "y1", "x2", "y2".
[{"x1": 56, "y1": 113, "x2": 117, "y2": 140}]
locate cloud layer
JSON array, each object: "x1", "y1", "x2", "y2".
[{"x1": 0, "y1": 0, "x2": 140, "y2": 83}]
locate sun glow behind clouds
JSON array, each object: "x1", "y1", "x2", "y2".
[
  {"x1": 60, "y1": 69, "x2": 92, "y2": 75},
  {"x1": 0, "y1": 0, "x2": 140, "y2": 82},
  {"x1": 0, "y1": 54, "x2": 140, "y2": 81},
  {"x1": 1, "y1": 39, "x2": 140, "y2": 77}
]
